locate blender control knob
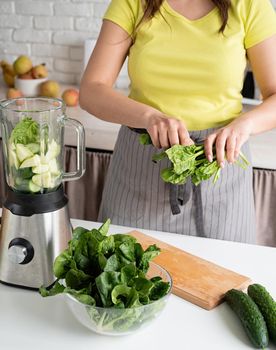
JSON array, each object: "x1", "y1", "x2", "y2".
[{"x1": 8, "y1": 238, "x2": 34, "y2": 265}]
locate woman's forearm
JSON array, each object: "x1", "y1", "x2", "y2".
[
  {"x1": 240, "y1": 93, "x2": 276, "y2": 135},
  {"x1": 79, "y1": 81, "x2": 160, "y2": 128}
]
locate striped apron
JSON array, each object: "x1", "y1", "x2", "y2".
[{"x1": 98, "y1": 126, "x2": 256, "y2": 243}]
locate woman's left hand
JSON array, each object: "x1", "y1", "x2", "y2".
[{"x1": 204, "y1": 117, "x2": 253, "y2": 167}]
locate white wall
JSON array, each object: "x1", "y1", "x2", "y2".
[
  {"x1": 0, "y1": 0, "x2": 276, "y2": 86},
  {"x1": 0, "y1": 0, "x2": 111, "y2": 85}
]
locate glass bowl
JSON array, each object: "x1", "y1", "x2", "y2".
[{"x1": 65, "y1": 262, "x2": 172, "y2": 336}]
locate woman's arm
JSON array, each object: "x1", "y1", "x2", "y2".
[
  {"x1": 79, "y1": 20, "x2": 193, "y2": 148},
  {"x1": 204, "y1": 35, "x2": 276, "y2": 167}
]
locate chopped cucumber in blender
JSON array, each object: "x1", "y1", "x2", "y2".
[
  {"x1": 29, "y1": 181, "x2": 41, "y2": 193},
  {"x1": 32, "y1": 172, "x2": 53, "y2": 188},
  {"x1": 16, "y1": 168, "x2": 33, "y2": 180},
  {"x1": 32, "y1": 164, "x2": 49, "y2": 174},
  {"x1": 8, "y1": 117, "x2": 62, "y2": 193},
  {"x1": 16, "y1": 144, "x2": 34, "y2": 162},
  {"x1": 8, "y1": 148, "x2": 20, "y2": 169},
  {"x1": 15, "y1": 179, "x2": 41, "y2": 193},
  {"x1": 45, "y1": 140, "x2": 61, "y2": 161},
  {"x1": 20, "y1": 154, "x2": 41, "y2": 169},
  {"x1": 48, "y1": 158, "x2": 60, "y2": 176},
  {"x1": 26, "y1": 143, "x2": 40, "y2": 154}
]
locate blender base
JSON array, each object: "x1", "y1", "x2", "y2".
[{"x1": 0, "y1": 204, "x2": 72, "y2": 289}]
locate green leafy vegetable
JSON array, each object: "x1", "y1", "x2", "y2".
[
  {"x1": 10, "y1": 117, "x2": 39, "y2": 145},
  {"x1": 139, "y1": 133, "x2": 152, "y2": 145},
  {"x1": 39, "y1": 219, "x2": 170, "y2": 333},
  {"x1": 140, "y1": 133, "x2": 249, "y2": 185}
]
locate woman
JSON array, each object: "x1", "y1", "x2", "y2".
[{"x1": 80, "y1": 0, "x2": 276, "y2": 243}]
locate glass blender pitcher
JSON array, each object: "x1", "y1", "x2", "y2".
[{"x1": 0, "y1": 97, "x2": 85, "y2": 289}]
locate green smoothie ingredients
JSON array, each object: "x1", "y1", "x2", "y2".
[
  {"x1": 248, "y1": 284, "x2": 276, "y2": 345},
  {"x1": 225, "y1": 289, "x2": 269, "y2": 349},
  {"x1": 225, "y1": 284, "x2": 276, "y2": 349},
  {"x1": 39, "y1": 219, "x2": 171, "y2": 332},
  {"x1": 139, "y1": 133, "x2": 249, "y2": 185},
  {"x1": 7, "y1": 117, "x2": 61, "y2": 193}
]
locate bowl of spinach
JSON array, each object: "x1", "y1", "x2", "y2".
[{"x1": 40, "y1": 219, "x2": 172, "y2": 336}]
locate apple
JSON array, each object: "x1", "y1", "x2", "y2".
[
  {"x1": 32, "y1": 63, "x2": 48, "y2": 79},
  {"x1": 62, "y1": 88, "x2": 79, "y2": 107},
  {"x1": 13, "y1": 56, "x2": 32, "y2": 75},
  {"x1": 7, "y1": 88, "x2": 23, "y2": 99},
  {"x1": 39, "y1": 80, "x2": 60, "y2": 98},
  {"x1": 18, "y1": 71, "x2": 33, "y2": 80}
]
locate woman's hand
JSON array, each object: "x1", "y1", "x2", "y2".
[
  {"x1": 204, "y1": 117, "x2": 253, "y2": 167},
  {"x1": 146, "y1": 115, "x2": 194, "y2": 148}
]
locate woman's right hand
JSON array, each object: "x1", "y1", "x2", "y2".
[{"x1": 146, "y1": 114, "x2": 194, "y2": 148}]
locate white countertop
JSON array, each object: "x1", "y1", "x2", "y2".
[
  {"x1": 0, "y1": 219, "x2": 275, "y2": 350},
  {"x1": 1, "y1": 84, "x2": 276, "y2": 169}
]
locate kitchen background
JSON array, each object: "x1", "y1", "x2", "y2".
[
  {"x1": 0, "y1": 0, "x2": 276, "y2": 248},
  {"x1": 0, "y1": 0, "x2": 128, "y2": 88}
]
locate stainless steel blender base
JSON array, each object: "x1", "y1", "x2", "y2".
[{"x1": 0, "y1": 205, "x2": 72, "y2": 289}]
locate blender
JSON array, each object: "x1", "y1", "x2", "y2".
[{"x1": 0, "y1": 97, "x2": 85, "y2": 289}]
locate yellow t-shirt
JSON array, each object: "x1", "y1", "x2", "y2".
[{"x1": 103, "y1": 0, "x2": 276, "y2": 130}]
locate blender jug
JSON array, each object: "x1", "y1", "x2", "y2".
[
  {"x1": 0, "y1": 97, "x2": 85, "y2": 289},
  {"x1": 0, "y1": 97, "x2": 85, "y2": 193}
]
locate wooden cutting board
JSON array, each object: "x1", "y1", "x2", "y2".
[{"x1": 129, "y1": 231, "x2": 251, "y2": 310}]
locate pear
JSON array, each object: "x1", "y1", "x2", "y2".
[
  {"x1": 39, "y1": 80, "x2": 60, "y2": 98},
  {"x1": 13, "y1": 55, "x2": 32, "y2": 75},
  {"x1": 62, "y1": 88, "x2": 79, "y2": 107},
  {"x1": 1, "y1": 60, "x2": 16, "y2": 87},
  {"x1": 31, "y1": 63, "x2": 48, "y2": 79}
]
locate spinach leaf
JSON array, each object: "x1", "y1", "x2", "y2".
[
  {"x1": 65, "y1": 268, "x2": 91, "y2": 290},
  {"x1": 10, "y1": 117, "x2": 39, "y2": 145},
  {"x1": 139, "y1": 244, "x2": 160, "y2": 273},
  {"x1": 39, "y1": 219, "x2": 170, "y2": 333},
  {"x1": 149, "y1": 280, "x2": 170, "y2": 300},
  {"x1": 120, "y1": 263, "x2": 136, "y2": 284},
  {"x1": 152, "y1": 142, "x2": 249, "y2": 186},
  {"x1": 98, "y1": 218, "x2": 111, "y2": 235},
  {"x1": 53, "y1": 249, "x2": 72, "y2": 279},
  {"x1": 104, "y1": 254, "x2": 121, "y2": 272},
  {"x1": 39, "y1": 281, "x2": 65, "y2": 297},
  {"x1": 64, "y1": 287, "x2": 96, "y2": 306},
  {"x1": 139, "y1": 133, "x2": 152, "y2": 145},
  {"x1": 96, "y1": 271, "x2": 121, "y2": 307}
]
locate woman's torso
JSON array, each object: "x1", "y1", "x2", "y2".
[{"x1": 128, "y1": 0, "x2": 247, "y2": 130}]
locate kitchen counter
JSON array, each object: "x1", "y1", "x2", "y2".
[
  {"x1": 0, "y1": 84, "x2": 276, "y2": 169},
  {"x1": 0, "y1": 219, "x2": 275, "y2": 350}
]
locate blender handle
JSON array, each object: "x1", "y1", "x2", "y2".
[{"x1": 62, "y1": 117, "x2": 86, "y2": 182}]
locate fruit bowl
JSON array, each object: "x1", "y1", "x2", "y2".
[
  {"x1": 15, "y1": 77, "x2": 48, "y2": 97},
  {"x1": 65, "y1": 262, "x2": 172, "y2": 336}
]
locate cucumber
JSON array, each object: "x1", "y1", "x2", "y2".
[
  {"x1": 248, "y1": 284, "x2": 276, "y2": 344},
  {"x1": 8, "y1": 148, "x2": 20, "y2": 169},
  {"x1": 32, "y1": 164, "x2": 49, "y2": 174},
  {"x1": 16, "y1": 168, "x2": 33, "y2": 180},
  {"x1": 16, "y1": 144, "x2": 33, "y2": 162},
  {"x1": 32, "y1": 172, "x2": 53, "y2": 188},
  {"x1": 29, "y1": 181, "x2": 41, "y2": 193},
  {"x1": 45, "y1": 140, "x2": 61, "y2": 161},
  {"x1": 225, "y1": 289, "x2": 269, "y2": 348},
  {"x1": 48, "y1": 158, "x2": 60, "y2": 175},
  {"x1": 26, "y1": 143, "x2": 40, "y2": 154},
  {"x1": 20, "y1": 154, "x2": 41, "y2": 168},
  {"x1": 15, "y1": 179, "x2": 41, "y2": 193}
]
